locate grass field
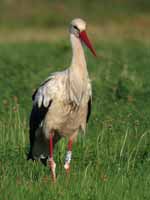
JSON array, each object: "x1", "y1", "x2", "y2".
[{"x1": 0, "y1": 36, "x2": 150, "y2": 199}]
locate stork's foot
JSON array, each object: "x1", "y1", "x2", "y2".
[
  {"x1": 64, "y1": 147, "x2": 72, "y2": 175},
  {"x1": 48, "y1": 158, "x2": 56, "y2": 182},
  {"x1": 64, "y1": 162, "x2": 70, "y2": 174}
]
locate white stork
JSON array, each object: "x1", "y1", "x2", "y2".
[{"x1": 27, "y1": 18, "x2": 97, "y2": 181}]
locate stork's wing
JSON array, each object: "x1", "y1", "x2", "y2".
[
  {"x1": 86, "y1": 97, "x2": 92, "y2": 123},
  {"x1": 29, "y1": 102, "x2": 52, "y2": 139},
  {"x1": 33, "y1": 71, "x2": 68, "y2": 108},
  {"x1": 86, "y1": 79, "x2": 92, "y2": 123},
  {"x1": 28, "y1": 101, "x2": 52, "y2": 159},
  {"x1": 30, "y1": 76, "x2": 55, "y2": 132},
  {"x1": 30, "y1": 101, "x2": 52, "y2": 133},
  {"x1": 28, "y1": 75, "x2": 57, "y2": 159}
]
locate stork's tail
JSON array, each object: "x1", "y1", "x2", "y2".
[
  {"x1": 27, "y1": 150, "x2": 34, "y2": 161},
  {"x1": 27, "y1": 134, "x2": 49, "y2": 166},
  {"x1": 27, "y1": 151, "x2": 48, "y2": 166}
]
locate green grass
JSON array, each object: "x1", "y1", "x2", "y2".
[{"x1": 0, "y1": 40, "x2": 150, "y2": 200}]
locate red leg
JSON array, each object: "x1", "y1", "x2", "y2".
[
  {"x1": 68, "y1": 139, "x2": 73, "y2": 151},
  {"x1": 64, "y1": 139, "x2": 73, "y2": 173},
  {"x1": 49, "y1": 134, "x2": 56, "y2": 182}
]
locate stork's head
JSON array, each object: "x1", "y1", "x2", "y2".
[{"x1": 69, "y1": 18, "x2": 97, "y2": 57}]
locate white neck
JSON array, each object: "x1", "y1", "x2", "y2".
[{"x1": 70, "y1": 34, "x2": 87, "y2": 75}]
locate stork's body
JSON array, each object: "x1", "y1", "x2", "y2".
[{"x1": 28, "y1": 18, "x2": 96, "y2": 181}]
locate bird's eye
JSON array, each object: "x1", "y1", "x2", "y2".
[{"x1": 73, "y1": 25, "x2": 79, "y2": 31}]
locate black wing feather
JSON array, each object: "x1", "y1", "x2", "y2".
[
  {"x1": 27, "y1": 97, "x2": 52, "y2": 160},
  {"x1": 86, "y1": 97, "x2": 92, "y2": 123},
  {"x1": 32, "y1": 89, "x2": 38, "y2": 101}
]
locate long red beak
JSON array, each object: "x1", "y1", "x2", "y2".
[{"x1": 79, "y1": 31, "x2": 97, "y2": 57}]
